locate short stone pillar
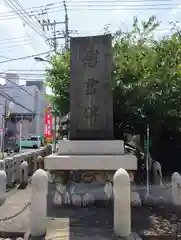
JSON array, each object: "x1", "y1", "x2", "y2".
[
  {"x1": 113, "y1": 168, "x2": 131, "y2": 237},
  {"x1": 19, "y1": 161, "x2": 29, "y2": 189},
  {"x1": 34, "y1": 155, "x2": 44, "y2": 172},
  {"x1": 0, "y1": 160, "x2": 5, "y2": 171},
  {"x1": 37, "y1": 156, "x2": 44, "y2": 169},
  {"x1": 152, "y1": 161, "x2": 163, "y2": 185},
  {"x1": 0, "y1": 170, "x2": 6, "y2": 206},
  {"x1": 171, "y1": 172, "x2": 181, "y2": 205},
  {"x1": 33, "y1": 156, "x2": 39, "y2": 172},
  {"x1": 30, "y1": 169, "x2": 48, "y2": 237}
]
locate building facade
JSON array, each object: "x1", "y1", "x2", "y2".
[{"x1": 0, "y1": 73, "x2": 46, "y2": 138}]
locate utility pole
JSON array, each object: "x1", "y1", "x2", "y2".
[
  {"x1": 63, "y1": 0, "x2": 69, "y2": 50},
  {"x1": 39, "y1": 19, "x2": 65, "y2": 52},
  {"x1": 2, "y1": 99, "x2": 8, "y2": 159},
  {"x1": 19, "y1": 117, "x2": 22, "y2": 153},
  {"x1": 36, "y1": 1, "x2": 78, "y2": 51},
  {"x1": 38, "y1": 19, "x2": 63, "y2": 152},
  {"x1": 36, "y1": 2, "x2": 78, "y2": 151}
]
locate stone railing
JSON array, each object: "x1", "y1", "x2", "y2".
[{"x1": 0, "y1": 145, "x2": 52, "y2": 188}]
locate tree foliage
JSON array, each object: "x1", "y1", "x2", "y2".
[
  {"x1": 46, "y1": 51, "x2": 70, "y2": 115},
  {"x1": 45, "y1": 16, "x2": 181, "y2": 135},
  {"x1": 112, "y1": 16, "x2": 181, "y2": 134}
]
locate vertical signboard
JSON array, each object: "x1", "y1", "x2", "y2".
[
  {"x1": 70, "y1": 34, "x2": 113, "y2": 140},
  {"x1": 44, "y1": 104, "x2": 52, "y2": 143}
]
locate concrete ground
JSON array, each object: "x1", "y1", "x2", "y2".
[{"x1": 0, "y1": 184, "x2": 115, "y2": 240}]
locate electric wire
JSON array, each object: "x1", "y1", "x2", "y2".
[
  {"x1": 0, "y1": 36, "x2": 28, "y2": 42},
  {"x1": 0, "y1": 74, "x2": 43, "y2": 98},
  {"x1": 0, "y1": 91, "x2": 34, "y2": 113},
  {"x1": 0, "y1": 1, "x2": 180, "y2": 21},
  {"x1": 0, "y1": 37, "x2": 30, "y2": 45},
  {"x1": 12, "y1": 0, "x2": 50, "y2": 44},
  {"x1": 3, "y1": 0, "x2": 50, "y2": 46},
  {"x1": 0, "y1": 41, "x2": 31, "y2": 49},
  {"x1": 0, "y1": 50, "x2": 53, "y2": 64},
  {"x1": 0, "y1": 0, "x2": 175, "y2": 16},
  {"x1": 5, "y1": 0, "x2": 49, "y2": 41}
]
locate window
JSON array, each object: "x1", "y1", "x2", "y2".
[{"x1": 29, "y1": 137, "x2": 39, "y2": 141}]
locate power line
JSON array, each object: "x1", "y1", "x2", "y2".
[
  {"x1": 0, "y1": 75, "x2": 35, "y2": 98},
  {"x1": 0, "y1": 56, "x2": 12, "y2": 60},
  {"x1": 0, "y1": 8, "x2": 178, "y2": 22},
  {"x1": 5, "y1": 73, "x2": 45, "y2": 76},
  {"x1": 0, "y1": 0, "x2": 174, "y2": 15},
  {"x1": 3, "y1": 0, "x2": 51, "y2": 47},
  {"x1": 0, "y1": 91, "x2": 33, "y2": 113},
  {"x1": 0, "y1": 50, "x2": 53, "y2": 64},
  {"x1": 0, "y1": 1, "x2": 179, "y2": 20},
  {"x1": 0, "y1": 37, "x2": 29, "y2": 44},
  {"x1": 0, "y1": 77, "x2": 45, "y2": 81},
  {"x1": 47, "y1": 6, "x2": 181, "y2": 12},
  {"x1": 0, "y1": 69, "x2": 46, "y2": 72},
  {"x1": 0, "y1": 7, "x2": 179, "y2": 21},
  {"x1": 0, "y1": 85, "x2": 40, "y2": 89},
  {"x1": 0, "y1": 41, "x2": 31, "y2": 48},
  {"x1": 0, "y1": 36, "x2": 28, "y2": 42},
  {"x1": 12, "y1": 0, "x2": 51, "y2": 42},
  {"x1": 36, "y1": 0, "x2": 76, "y2": 51}
]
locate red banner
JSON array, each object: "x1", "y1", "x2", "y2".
[{"x1": 44, "y1": 105, "x2": 52, "y2": 139}]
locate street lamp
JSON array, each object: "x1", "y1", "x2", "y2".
[{"x1": 34, "y1": 57, "x2": 51, "y2": 64}]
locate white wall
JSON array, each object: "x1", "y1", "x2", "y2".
[{"x1": 0, "y1": 83, "x2": 46, "y2": 136}]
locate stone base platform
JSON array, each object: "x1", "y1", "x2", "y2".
[
  {"x1": 45, "y1": 140, "x2": 137, "y2": 171},
  {"x1": 45, "y1": 154, "x2": 137, "y2": 170},
  {"x1": 57, "y1": 140, "x2": 125, "y2": 155},
  {"x1": 45, "y1": 140, "x2": 137, "y2": 208}
]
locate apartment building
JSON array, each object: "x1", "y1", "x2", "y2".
[{"x1": 0, "y1": 73, "x2": 46, "y2": 138}]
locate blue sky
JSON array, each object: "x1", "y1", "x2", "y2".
[{"x1": 0, "y1": 0, "x2": 180, "y2": 86}]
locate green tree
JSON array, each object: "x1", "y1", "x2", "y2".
[
  {"x1": 112, "y1": 16, "x2": 181, "y2": 136},
  {"x1": 46, "y1": 51, "x2": 70, "y2": 115}
]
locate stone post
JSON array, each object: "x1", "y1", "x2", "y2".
[
  {"x1": 171, "y1": 172, "x2": 181, "y2": 205},
  {"x1": 0, "y1": 170, "x2": 6, "y2": 206},
  {"x1": 152, "y1": 161, "x2": 163, "y2": 185},
  {"x1": 19, "y1": 161, "x2": 29, "y2": 189},
  {"x1": 113, "y1": 168, "x2": 131, "y2": 237},
  {"x1": 0, "y1": 160, "x2": 5, "y2": 171},
  {"x1": 37, "y1": 156, "x2": 44, "y2": 170},
  {"x1": 34, "y1": 155, "x2": 44, "y2": 172},
  {"x1": 30, "y1": 169, "x2": 48, "y2": 237}
]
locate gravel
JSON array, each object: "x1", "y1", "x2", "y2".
[{"x1": 132, "y1": 201, "x2": 181, "y2": 237}]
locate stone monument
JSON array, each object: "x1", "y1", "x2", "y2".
[
  {"x1": 45, "y1": 34, "x2": 137, "y2": 207},
  {"x1": 70, "y1": 34, "x2": 113, "y2": 140}
]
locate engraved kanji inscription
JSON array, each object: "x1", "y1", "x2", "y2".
[
  {"x1": 84, "y1": 78, "x2": 99, "y2": 95},
  {"x1": 83, "y1": 50, "x2": 99, "y2": 68},
  {"x1": 84, "y1": 105, "x2": 99, "y2": 124}
]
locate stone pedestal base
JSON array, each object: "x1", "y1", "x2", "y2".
[
  {"x1": 45, "y1": 140, "x2": 137, "y2": 207},
  {"x1": 45, "y1": 154, "x2": 137, "y2": 170},
  {"x1": 45, "y1": 140, "x2": 137, "y2": 170}
]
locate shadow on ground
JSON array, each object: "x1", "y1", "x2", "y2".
[
  {"x1": 47, "y1": 183, "x2": 115, "y2": 239},
  {"x1": 47, "y1": 182, "x2": 181, "y2": 238}
]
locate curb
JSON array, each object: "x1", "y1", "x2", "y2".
[
  {"x1": 140, "y1": 235, "x2": 181, "y2": 240},
  {"x1": 0, "y1": 231, "x2": 25, "y2": 238}
]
